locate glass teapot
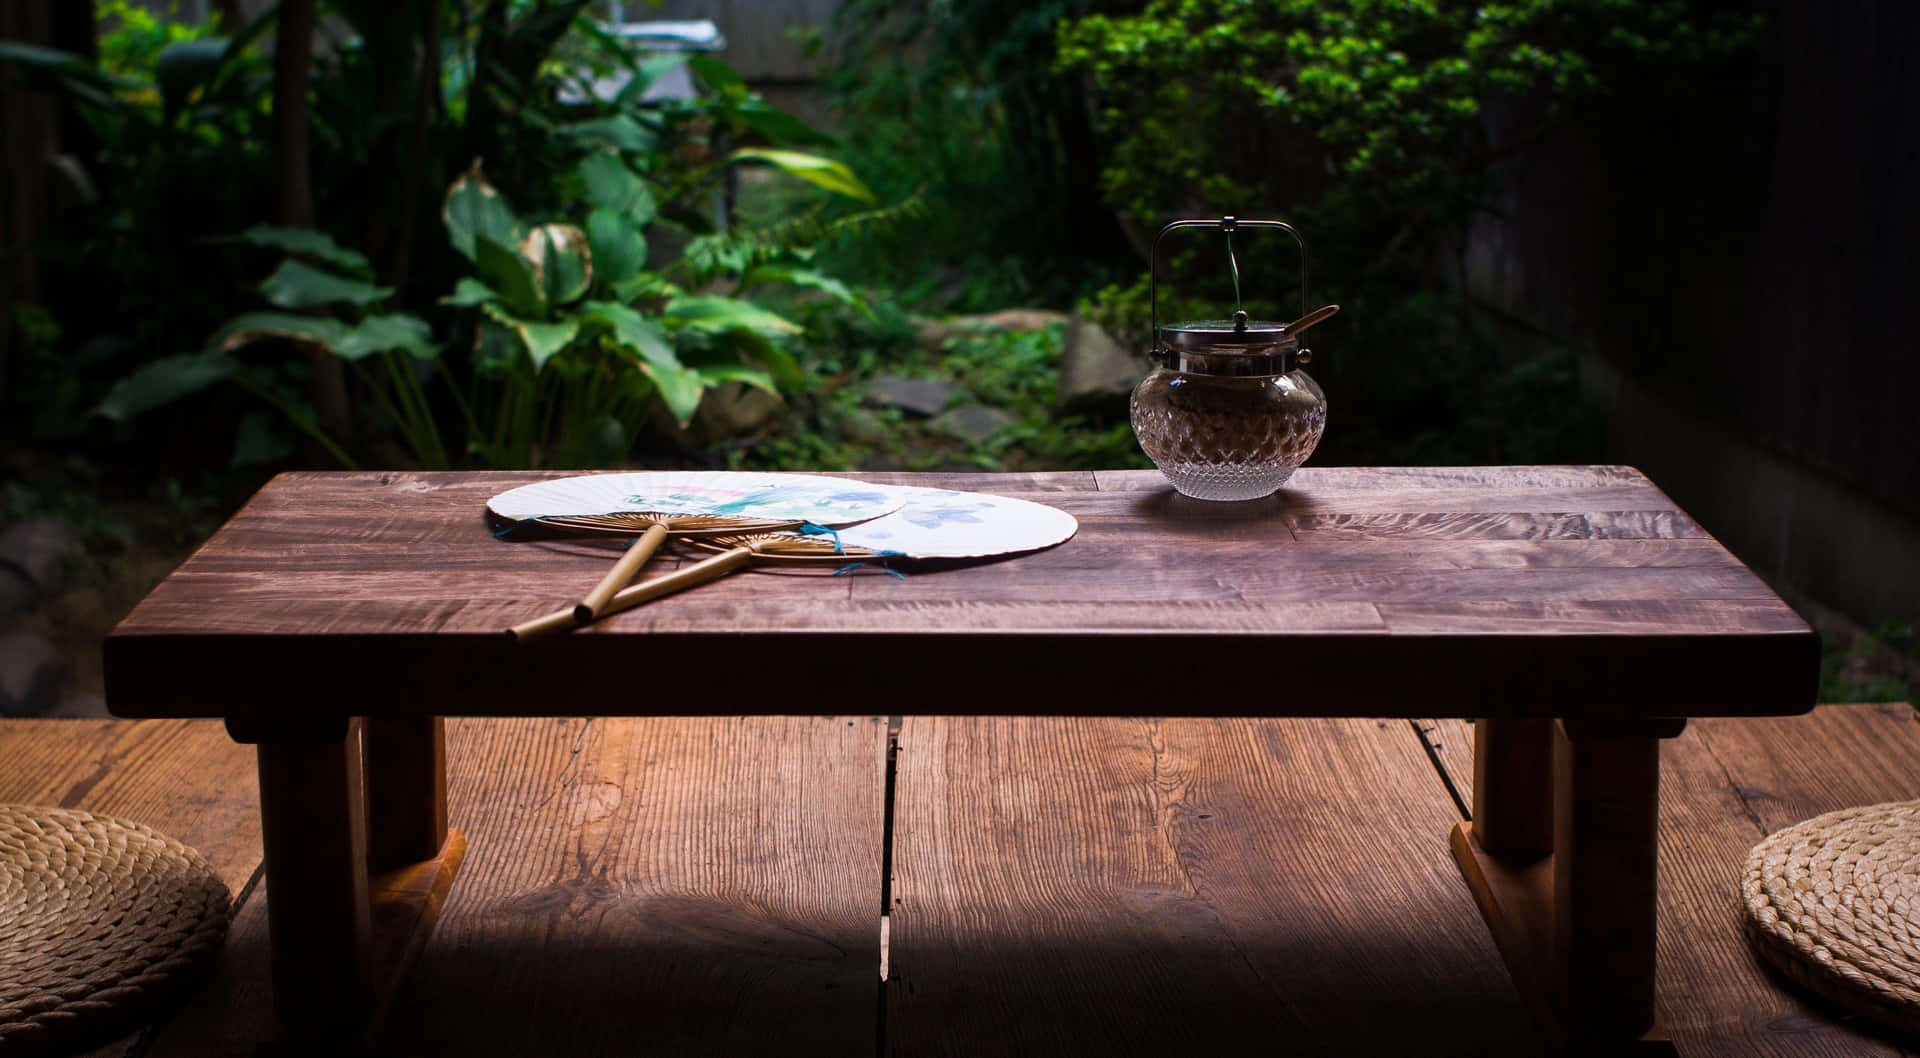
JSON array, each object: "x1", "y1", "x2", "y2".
[{"x1": 1129, "y1": 217, "x2": 1338, "y2": 501}]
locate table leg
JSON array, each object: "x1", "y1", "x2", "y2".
[
  {"x1": 359, "y1": 714, "x2": 466, "y2": 1039},
  {"x1": 1553, "y1": 719, "x2": 1675, "y2": 1048},
  {"x1": 234, "y1": 715, "x2": 466, "y2": 1053},
  {"x1": 246, "y1": 717, "x2": 375, "y2": 1050},
  {"x1": 364, "y1": 716, "x2": 448, "y2": 873},
  {"x1": 1472, "y1": 718, "x2": 1553, "y2": 858},
  {"x1": 1451, "y1": 717, "x2": 1684, "y2": 1056}
]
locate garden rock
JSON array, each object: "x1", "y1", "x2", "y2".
[
  {"x1": 0, "y1": 518, "x2": 77, "y2": 616},
  {"x1": 1057, "y1": 313, "x2": 1143, "y2": 412},
  {"x1": 864, "y1": 374, "x2": 958, "y2": 417},
  {"x1": 913, "y1": 308, "x2": 1071, "y2": 348},
  {"x1": 840, "y1": 408, "x2": 893, "y2": 445},
  {"x1": 932, "y1": 404, "x2": 1017, "y2": 444},
  {"x1": 693, "y1": 381, "x2": 784, "y2": 442},
  {"x1": 0, "y1": 632, "x2": 62, "y2": 717}
]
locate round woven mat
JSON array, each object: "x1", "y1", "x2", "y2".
[
  {"x1": 1742, "y1": 800, "x2": 1920, "y2": 1037},
  {"x1": 0, "y1": 805, "x2": 231, "y2": 1055}
]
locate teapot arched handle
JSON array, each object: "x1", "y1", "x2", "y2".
[{"x1": 1149, "y1": 217, "x2": 1309, "y2": 355}]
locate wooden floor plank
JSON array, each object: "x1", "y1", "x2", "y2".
[
  {"x1": 0, "y1": 718, "x2": 261, "y2": 892},
  {"x1": 143, "y1": 716, "x2": 887, "y2": 1058},
  {"x1": 1419, "y1": 705, "x2": 1920, "y2": 1057},
  {"x1": 886, "y1": 717, "x2": 1542, "y2": 1057},
  {"x1": 0, "y1": 719, "x2": 262, "y2": 1058}
]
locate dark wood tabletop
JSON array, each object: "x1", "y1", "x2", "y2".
[{"x1": 104, "y1": 467, "x2": 1818, "y2": 722}]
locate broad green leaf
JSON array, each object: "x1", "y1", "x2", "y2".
[
  {"x1": 442, "y1": 277, "x2": 497, "y2": 307},
  {"x1": 240, "y1": 225, "x2": 372, "y2": 278},
  {"x1": 207, "y1": 311, "x2": 428, "y2": 362},
  {"x1": 582, "y1": 301, "x2": 677, "y2": 369},
  {"x1": 474, "y1": 235, "x2": 543, "y2": 317},
  {"x1": 483, "y1": 304, "x2": 578, "y2": 370},
  {"x1": 96, "y1": 353, "x2": 240, "y2": 421},
  {"x1": 559, "y1": 114, "x2": 658, "y2": 155},
  {"x1": 155, "y1": 39, "x2": 229, "y2": 119},
  {"x1": 520, "y1": 224, "x2": 593, "y2": 306},
  {"x1": 443, "y1": 166, "x2": 521, "y2": 260},
  {"x1": 211, "y1": 312, "x2": 352, "y2": 353},
  {"x1": 742, "y1": 265, "x2": 862, "y2": 308},
  {"x1": 612, "y1": 270, "x2": 672, "y2": 303},
  {"x1": 0, "y1": 41, "x2": 88, "y2": 70},
  {"x1": 686, "y1": 54, "x2": 747, "y2": 96},
  {"x1": 679, "y1": 324, "x2": 803, "y2": 391},
  {"x1": 0, "y1": 42, "x2": 126, "y2": 110},
  {"x1": 643, "y1": 362, "x2": 706, "y2": 427},
  {"x1": 729, "y1": 148, "x2": 875, "y2": 204},
  {"x1": 578, "y1": 152, "x2": 654, "y2": 219},
  {"x1": 259, "y1": 258, "x2": 392, "y2": 310},
  {"x1": 741, "y1": 340, "x2": 803, "y2": 390},
  {"x1": 616, "y1": 53, "x2": 687, "y2": 106},
  {"x1": 695, "y1": 363, "x2": 778, "y2": 394},
  {"x1": 336, "y1": 314, "x2": 436, "y2": 360},
  {"x1": 664, "y1": 295, "x2": 801, "y2": 340},
  {"x1": 585, "y1": 209, "x2": 646, "y2": 286},
  {"x1": 732, "y1": 101, "x2": 837, "y2": 148}
]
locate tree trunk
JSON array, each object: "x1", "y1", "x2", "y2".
[
  {"x1": 272, "y1": 0, "x2": 353, "y2": 450},
  {"x1": 0, "y1": 0, "x2": 57, "y2": 391},
  {"x1": 385, "y1": 0, "x2": 444, "y2": 294}
]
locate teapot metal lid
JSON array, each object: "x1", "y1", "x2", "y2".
[
  {"x1": 1158, "y1": 310, "x2": 1305, "y2": 376},
  {"x1": 1160, "y1": 313, "x2": 1296, "y2": 352}
]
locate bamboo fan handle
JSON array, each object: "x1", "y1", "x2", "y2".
[
  {"x1": 509, "y1": 546, "x2": 756, "y2": 643},
  {"x1": 574, "y1": 522, "x2": 670, "y2": 623}
]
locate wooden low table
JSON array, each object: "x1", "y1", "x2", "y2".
[{"x1": 105, "y1": 467, "x2": 1817, "y2": 1054}]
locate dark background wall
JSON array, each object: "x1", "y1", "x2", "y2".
[{"x1": 1464, "y1": 0, "x2": 1918, "y2": 626}]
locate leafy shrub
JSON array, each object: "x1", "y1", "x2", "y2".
[
  {"x1": 21, "y1": 4, "x2": 895, "y2": 470},
  {"x1": 1058, "y1": 0, "x2": 1762, "y2": 246},
  {"x1": 1052, "y1": 0, "x2": 1760, "y2": 466},
  {"x1": 815, "y1": 0, "x2": 1139, "y2": 312}
]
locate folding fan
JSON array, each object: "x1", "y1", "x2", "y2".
[
  {"x1": 509, "y1": 485, "x2": 1079, "y2": 640},
  {"x1": 490, "y1": 472, "x2": 905, "y2": 635}
]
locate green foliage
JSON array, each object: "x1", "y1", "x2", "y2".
[
  {"x1": 1821, "y1": 622, "x2": 1919, "y2": 704},
  {"x1": 730, "y1": 148, "x2": 875, "y2": 205},
  {"x1": 1058, "y1": 0, "x2": 1762, "y2": 229},
  {"x1": 1049, "y1": 0, "x2": 1761, "y2": 470},
  {"x1": 40, "y1": 1, "x2": 899, "y2": 472},
  {"x1": 816, "y1": 0, "x2": 1137, "y2": 312},
  {"x1": 98, "y1": 219, "x2": 442, "y2": 469},
  {"x1": 96, "y1": 1, "x2": 229, "y2": 78}
]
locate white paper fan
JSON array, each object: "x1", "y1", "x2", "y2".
[
  {"x1": 489, "y1": 471, "x2": 906, "y2": 534},
  {"x1": 818, "y1": 485, "x2": 1079, "y2": 560},
  {"x1": 510, "y1": 485, "x2": 1078, "y2": 641},
  {"x1": 494, "y1": 472, "x2": 906, "y2": 636}
]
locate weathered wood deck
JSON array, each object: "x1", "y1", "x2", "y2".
[{"x1": 5, "y1": 705, "x2": 1916, "y2": 1057}]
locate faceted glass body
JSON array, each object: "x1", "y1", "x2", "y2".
[{"x1": 1129, "y1": 368, "x2": 1326, "y2": 500}]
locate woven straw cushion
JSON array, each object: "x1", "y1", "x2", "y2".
[
  {"x1": 1743, "y1": 800, "x2": 1920, "y2": 1037},
  {"x1": 0, "y1": 805, "x2": 230, "y2": 1055}
]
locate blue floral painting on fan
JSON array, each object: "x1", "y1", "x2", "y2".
[
  {"x1": 900, "y1": 496, "x2": 992, "y2": 528},
  {"x1": 621, "y1": 484, "x2": 898, "y2": 523},
  {"x1": 833, "y1": 487, "x2": 1078, "y2": 557}
]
